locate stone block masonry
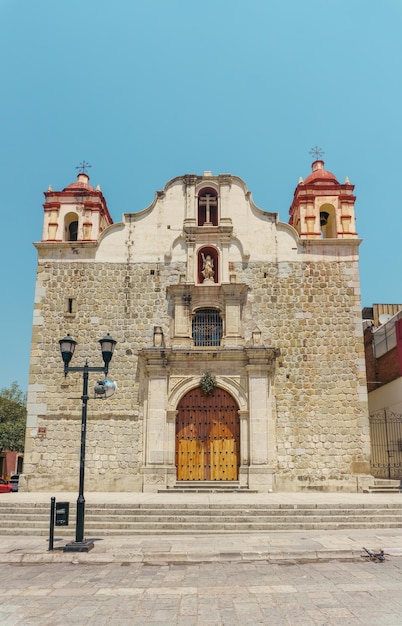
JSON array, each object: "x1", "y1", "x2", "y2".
[
  {"x1": 23, "y1": 167, "x2": 371, "y2": 493},
  {"x1": 23, "y1": 255, "x2": 370, "y2": 492}
]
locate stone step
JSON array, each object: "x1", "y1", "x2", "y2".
[
  {"x1": 160, "y1": 481, "x2": 259, "y2": 493},
  {"x1": 365, "y1": 479, "x2": 401, "y2": 493},
  {"x1": 367, "y1": 486, "x2": 401, "y2": 493},
  {"x1": 0, "y1": 509, "x2": 402, "y2": 520},
  {"x1": 160, "y1": 489, "x2": 260, "y2": 493},
  {"x1": 3, "y1": 520, "x2": 402, "y2": 536},
  {"x1": 169, "y1": 480, "x2": 244, "y2": 486},
  {"x1": 2, "y1": 513, "x2": 401, "y2": 526},
  {"x1": 0, "y1": 501, "x2": 401, "y2": 535},
  {"x1": 373, "y1": 479, "x2": 400, "y2": 486},
  {"x1": 1, "y1": 503, "x2": 401, "y2": 514},
  {"x1": 83, "y1": 517, "x2": 402, "y2": 528},
  {"x1": 167, "y1": 481, "x2": 245, "y2": 487},
  {"x1": 54, "y1": 512, "x2": 402, "y2": 521},
  {"x1": 2, "y1": 518, "x2": 402, "y2": 534},
  {"x1": 1, "y1": 501, "x2": 401, "y2": 511}
]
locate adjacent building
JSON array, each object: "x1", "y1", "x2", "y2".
[{"x1": 364, "y1": 305, "x2": 402, "y2": 480}]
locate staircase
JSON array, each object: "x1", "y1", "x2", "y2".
[
  {"x1": 159, "y1": 481, "x2": 258, "y2": 493},
  {"x1": 365, "y1": 479, "x2": 402, "y2": 494},
  {"x1": 0, "y1": 500, "x2": 401, "y2": 536}
]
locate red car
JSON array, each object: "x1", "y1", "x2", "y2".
[{"x1": 0, "y1": 479, "x2": 12, "y2": 493}]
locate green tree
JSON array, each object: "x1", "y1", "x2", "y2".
[{"x1": 0, "y1": 382, "x2": 26, "y2": 452}]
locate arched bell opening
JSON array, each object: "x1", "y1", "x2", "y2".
[
  {"x1": 320, "y1": 203, "x2": 336, "y2": 238},
  {"x1": 64, "y1": 212, "x2": 79, "y2": 242}
]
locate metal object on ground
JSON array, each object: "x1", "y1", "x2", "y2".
[{"x1": 362, "y1": 547, "x2": 385, "y2": 562}]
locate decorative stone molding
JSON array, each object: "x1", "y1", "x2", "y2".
[
  {"x1": 153, "y1": 326, "x2": 164, "y2": 347},
  {"x1": 166, "y1": 410, "x2": 178, "y2": 422}
]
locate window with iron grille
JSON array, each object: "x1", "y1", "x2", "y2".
[{"x1": 192, "y1": 309, "x2": 222, "y2": 347}]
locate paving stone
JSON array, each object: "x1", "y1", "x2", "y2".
[{"x1": 4, "y1": 559, "x2": 402, "y2": 626}]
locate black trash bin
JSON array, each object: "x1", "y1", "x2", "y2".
[
  {"x1": 55, "y1": 502, "x2": 69, "y2": 526},
  {"x1": 9, "y1": 475, "x2": 19, "y2": 492}
]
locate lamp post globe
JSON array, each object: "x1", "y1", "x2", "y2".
[
  {"x1": 99, "y1": 333, "x2": 117, "y2": 373},
  {"x1": 59, "y1": 334, "x2": 77, "y2": 369}
]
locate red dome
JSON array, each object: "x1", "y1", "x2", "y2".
[
  {"x1": 303, "y1": 160, "x2": 338, "y2": 185},
  {"x1": 63, "y1": 173, "x2": 95, "y2": 192}
]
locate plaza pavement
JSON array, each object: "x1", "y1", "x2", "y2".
[{"x1": 1, "y1": 490, "x2": 402, "y2": 565}]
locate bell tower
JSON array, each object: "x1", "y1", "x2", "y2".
[
  {"x1": 42, "y1": 169, "x2": 113, "y2": 243},
  {"x1": 289, "y1": 159, "x2": 358, "y2": 240}
]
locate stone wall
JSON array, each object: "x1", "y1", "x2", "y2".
[
  {"x1": 23, "y1": 253, "x2": 370, "y2": 492},
  {"x1": 236, "y1": 259, "x2": 370, "y2": 490},
  {"x1": 24, "y1": 260, "x2": 179, "y2": 491},
  {"x1": 23, "y1": 415, "x2": 142, "y2": 492}
]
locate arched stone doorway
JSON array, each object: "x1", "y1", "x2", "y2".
[{"x1": 176, "y1": 387, "x2": 240, "y2": 481}]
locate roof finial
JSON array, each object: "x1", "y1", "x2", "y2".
[
  {"x1": 309, "y1": 146, "x2": 324, "y2": 160},
  {"x1": 75, "y1": 160, "x2": 92, "y2": 175}
]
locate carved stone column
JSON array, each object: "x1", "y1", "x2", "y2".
[
  {"x1": 238, "y1": 409, "x2": 249, "y2": 487},
  {"x1": 245, "y1": 348, "x2": 278, "y2": 491},
  {"x1": 145, "y1": 367, "x2": 168, "y2": 465},
  {"x1": 167, "y1": 285, "x2": 193, "y2": 348},
  {"x1": 221, "y1": 284, "x2": 248, "y2": 347},
  {"x1": 142, "y1": 363, "x2": 171, "y2": 491},
  {"x1": 183, "y1": 175, "x2": 198, "y2": 220}
]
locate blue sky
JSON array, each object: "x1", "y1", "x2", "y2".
[{"x1": 1, "y1": 0, "x2": 402, "y2": 392}]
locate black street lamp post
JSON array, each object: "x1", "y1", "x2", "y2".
[{"x1": 59, "y1": 333, "x2": 117, "y2": 552}]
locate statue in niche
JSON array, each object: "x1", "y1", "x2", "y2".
[{"x1": 201, "y1": 252, "x2": 215, "y2": 283}]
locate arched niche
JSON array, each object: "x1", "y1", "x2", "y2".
[
  {"x1": 198, "y1": 246, "x2": 219, "y2": 284},
  {"x1": 198, "y1": 187, "x2": 218, "y2": 226}
]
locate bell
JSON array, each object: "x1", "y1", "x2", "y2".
[{"x1": 320, "y1": 211, "x2": 329, "y2": 226}]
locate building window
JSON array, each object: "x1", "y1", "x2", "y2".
[
  {"x1": 198, "y1": 188, "x2": 218, "y2": 226},
  {"x1": 192, "y1": 308, "x2": 222, "y2": 346},
  {"x1": 65, "y1": 297, "x2": 76, "y2": 316}
]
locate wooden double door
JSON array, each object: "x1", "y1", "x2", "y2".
[{"x1": 176, "y1": 387, "x2": 240, "y2": 481}]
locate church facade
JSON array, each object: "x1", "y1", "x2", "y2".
[{"x1": 22, "y1": 160, "x2": 372, "y2": 492}]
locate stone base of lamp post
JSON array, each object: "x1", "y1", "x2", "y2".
[{"x1": 63, "y1": 540, "x2": 94, "y2": 553}]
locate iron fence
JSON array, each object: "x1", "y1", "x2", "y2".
[{"x1": 369, "y1": 409, "x2": 402, "y2": 479}]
